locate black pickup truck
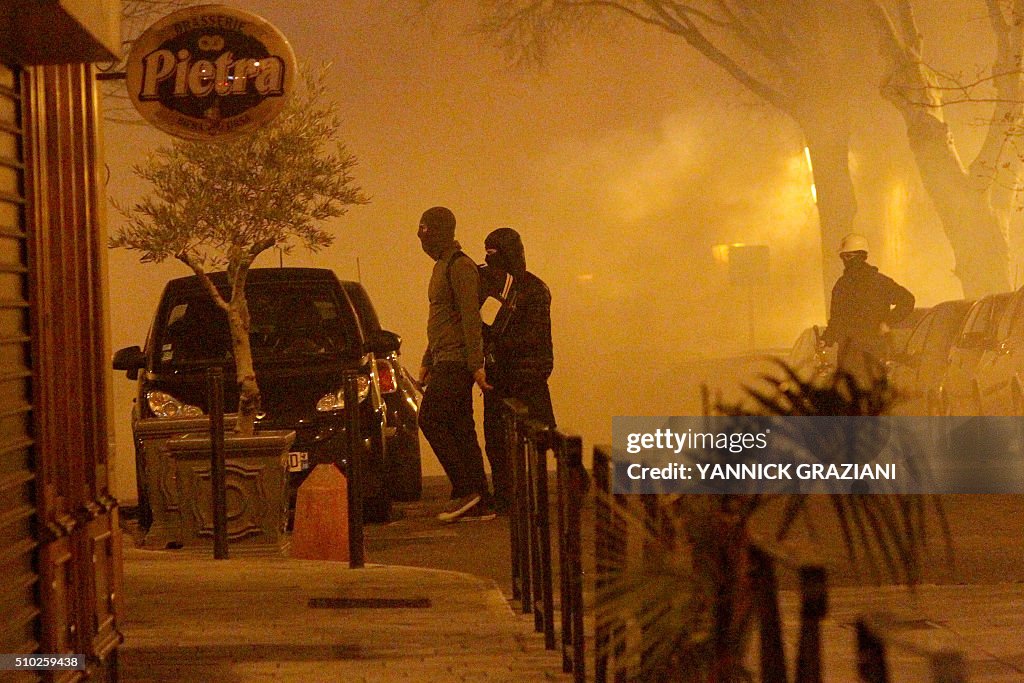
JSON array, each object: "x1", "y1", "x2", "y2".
[{"x1": 113, "y1": 267, "x2": 420, "y2": 525}]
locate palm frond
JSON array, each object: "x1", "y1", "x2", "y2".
[{"x1": 597, "y1": 359, "x2": 951, "y2": 681}]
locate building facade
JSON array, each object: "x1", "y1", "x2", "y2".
[{"x1": 1, "y1": 2, "x2": 123, "y2": 680}]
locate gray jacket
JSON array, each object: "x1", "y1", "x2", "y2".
[{"x1": 422, "y1": 243, "x2": 485, "y2": 372}]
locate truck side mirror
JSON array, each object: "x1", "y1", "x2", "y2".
[
  {"x1": 369, "y1": 330, "x2": 401, "y2": 355},
  {"x1": 112, "y1": 345, "x2": 146, "y2": 380}
]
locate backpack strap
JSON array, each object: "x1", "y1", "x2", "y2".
[{"x1": 445, "y1": 249, "x2": 471, "y2": 315}]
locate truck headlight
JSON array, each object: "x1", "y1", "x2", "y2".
[
  {"x1": 146, "y1": 390, "x2": 203, "y2": 418},
  {"x1": 316, "y1": 375, "x2": 371, "y2": 412}
]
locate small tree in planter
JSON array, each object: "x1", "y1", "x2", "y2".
[{"x1": 111, "y1": 65, "x2": 368, "y2": 436}]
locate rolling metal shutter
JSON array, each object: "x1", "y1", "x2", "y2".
[{"x1": 0, "y1": 61, "x2": 39, "y2": 668}]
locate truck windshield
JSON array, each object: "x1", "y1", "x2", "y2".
[{"x1": 154, "y1": 283, "x2": 357, "y2": 368}]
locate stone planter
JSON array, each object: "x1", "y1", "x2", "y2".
[
  {"x1": 135, "y1": 415, "x2": 237, "y2": 549},
  {"x1": 168, "y1": 429, "x2": 294, "y2": 550}
]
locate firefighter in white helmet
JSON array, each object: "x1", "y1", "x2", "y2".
[{"x1": 821, "y1": 233, "x2": 915, "y2": 384}]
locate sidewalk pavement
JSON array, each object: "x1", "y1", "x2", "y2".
[
  {"x1": 118, "y1": 545, "x2": 1024, "y2": 682},
  {"x1": 118, "y1": 546, "x2": 570, "y2": 682},
  {"x1": 778, "y1": 583, "x2": 1024, "y2": 682}
]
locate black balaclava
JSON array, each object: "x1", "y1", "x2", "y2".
[
  {"x1": 419, "y1": 206, "x2": 456, "y2": 259},
  {"x1": 484, "y1": 227, "x2": 526, "y2": 277},
  {"x1": 840, "y1": 251, "x2": 868, "y2": 270}
]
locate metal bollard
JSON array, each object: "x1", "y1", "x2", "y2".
[
  {"x1": 206, "y1": 366, "x2": 228, "y2": 559},
  {"x1": 343, "y1": 370, "x2": 364, "y2": 568}
]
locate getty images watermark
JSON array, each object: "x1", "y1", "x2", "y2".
[{"x1": 612, "y1": 416, "x2": 1024, "y2": 494}]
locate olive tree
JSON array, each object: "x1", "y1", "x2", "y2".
[{"x1": 111, "y1": 66, "x2": 369, "y2": 435}]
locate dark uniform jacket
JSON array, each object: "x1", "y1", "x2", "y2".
[{"x1": 823, "y1": 259, "x2": 915, "y2": 360}]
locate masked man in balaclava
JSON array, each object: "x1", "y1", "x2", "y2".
[
  {"x1": 821, "y1": 233, "x2": 915, "y2": 386},
  {"x1": 417, "y1": 206, "x2": 495, "y2": 522},
  {"x1": 478, "y1": 227, "x2": 556, "y2": 514}
]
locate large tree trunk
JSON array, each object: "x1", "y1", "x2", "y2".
[
  {"x1": 902, "y1": 111, "x2": 1010, "y2": 297},
  {"x1": 800, "y1": 117, "x2": 859, "y2": 311},
  {"x1": 867, "y1": 0, "x2": 1012, "y2": 297}
]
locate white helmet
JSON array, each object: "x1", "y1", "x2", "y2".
[{"x1": 839, "y1": 233, "x2": 869, "y2": 254}]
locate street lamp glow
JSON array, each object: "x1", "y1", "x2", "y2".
[{"x1": 804, "y1": 146, "x2": 817, "y2": 203}]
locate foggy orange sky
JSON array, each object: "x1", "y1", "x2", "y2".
[{"x1": 104, "y1": 1, "x2": 995, "y2": 496}]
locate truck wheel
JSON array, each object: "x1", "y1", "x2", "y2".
[
  {"x1": 361, "y1": 423, "x2": 392, "y2": 523},
  {"x1": 388, "y1": 428, "x2": 423, "y2": 502}
]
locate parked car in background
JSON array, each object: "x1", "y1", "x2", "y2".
[
  {"x1": 887, "y1": 300, "x2": 973, "y2": 415},
  {"x1": 340, "y1": 280, "x2": 422, "y2": 501},
  {"x1": 886, "y1": 307, "x2": 931, "y2": 361},
  {"x1": 938, "y1": 292, "x2": 1014, "y2": 416},
  {"x1": 971, "y1": 285, "x2": 1024, "y2": 415},
  {"x1": 113, "y1": 268, "x2": 417, "y2": 524},
  {"x1": 786, "y1": 309, "x2": 929, "y2": 388}
]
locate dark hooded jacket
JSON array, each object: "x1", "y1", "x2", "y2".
[
  {"x1": 478, "y1": 228, "x2": 554, "y2": 384},
  {"x1": 822, "y1": 257, "x2": 915, "y2": 353}
]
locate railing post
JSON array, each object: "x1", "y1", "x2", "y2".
[
  {"x1": 749, "y1": 545, "x2": 787, "y2": 683},
  {"x1": 565, "y1": 436, "x2": 586, "y2": 683},
  {"x1": 555, "y1": 433, "x2": 572, "y2": 672},
  {"x1": 594, "y1": 446, "x2": 611, "y2": 683},
  {"x1": 527, "y1": 434, "x2": 544, "y2": 632},
  {"x1": 506, "y1": 405, "x2": 522, "y2": 601},
  {"x1": 856, "y1": 619, "x2": 890, "y2": 683},
  {"x1": 506, "y1": 398, "x2": 532, "y2": 615},
  {"x1": 796, "y1": 565, "x2": 827, "y2": 683},
  {"x1": 533, "y1": 427, "x2": 556, "y2": 649}
]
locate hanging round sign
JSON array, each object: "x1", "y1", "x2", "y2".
[{"x1": 125, "y1": 4, "x2": 297, "y2": 141}]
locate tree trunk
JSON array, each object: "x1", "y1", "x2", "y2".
[
  {"x1": 800, "y1": 118, "x2": 859, "y2": 312},
  {"x1": 901, "y1": 111, "x2": 1010, "y2": 297},
  {"x1": 227, "y1": 304, "x2": 260, "y2": 436},
  {"x1": 867, "y1": 0, "x2": 1013, "y2": 297}
]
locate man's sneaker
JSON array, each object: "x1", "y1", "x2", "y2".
[
  {"x1": 458, "y1": 504, "x2": 497, "y2": 522},
  {"x1": 437, "y1": 493, "x2": 481, "y2": 523}
]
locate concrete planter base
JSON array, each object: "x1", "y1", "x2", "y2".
[
  {"x1": 136, "y1": 415, "x2": 237, "y2": 549},
  {"x1": 167, "y1": 429, "x2": 294, "y2": 550}
]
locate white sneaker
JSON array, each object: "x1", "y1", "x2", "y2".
[
  {"x1": 458, "y1": 505, "x2": 497, "y2": 522},
  {"x1": 437, "y1": 493, "x2": 481, "y2": 523}
]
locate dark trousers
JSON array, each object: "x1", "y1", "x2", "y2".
[
  {"x1": 419, "y1": 361, "x2": 488, "y2": 499},
  {"x1": 482, "y1": 377, "x2": 555, "y2": 511}
]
